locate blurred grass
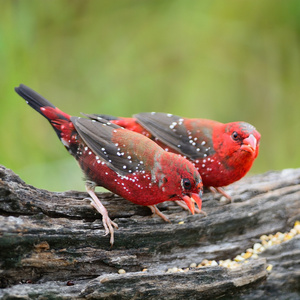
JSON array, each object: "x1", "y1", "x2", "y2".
[{"x1": 1, "y1": 0, "x2": 300, "y2": 191}]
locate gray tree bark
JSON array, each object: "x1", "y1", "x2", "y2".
[{"x1": 0, "y1": 165, "x2": 300, "y2": 299}]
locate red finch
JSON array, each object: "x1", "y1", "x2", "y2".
[
  {"x1": 15, "y1": 85, "x2": 203, "y2": 245},
  {"x1": 86, "y1": 112, "x2": 260, "y2": 199}
]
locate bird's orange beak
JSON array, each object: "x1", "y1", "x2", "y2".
[
  {"x1": 182, "y1": 193, "x2": 202, "y2": 215},
  {"x1": 241, "y1": 134, "x2": 257, "y2": 154}
]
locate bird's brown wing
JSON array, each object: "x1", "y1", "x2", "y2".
[
  {"x1": 134, "y1": 112, "x2": 215, "y2": 160},
  {"x1": 71, "y1": 117, "x2": 146, "y2": 175},
  {"x1": 81, "y1": 113, "x2": 120, "y2": 121}
]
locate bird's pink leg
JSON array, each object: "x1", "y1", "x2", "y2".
[
  {"x1": 209, "y1": 186, "x2": 232, "y2": 201},
  {"x1": 148, "y1": 205, "x2": 171, "y2": 223},
  {"x1": 175, "y1": 200, "x2": 207, "y2": 216},
  {"x1": 85, "y1": 183, "x2": 118, "y2": 245}
]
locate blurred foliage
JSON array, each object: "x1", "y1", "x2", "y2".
[{"x1": 1, "y1": 0, "x2": 300, "y2": 191}]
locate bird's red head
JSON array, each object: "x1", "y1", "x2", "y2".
[
  {"x1": 156, "y1": 153, "x2": 203, "y2": 214},
  {"x1": 214, "y1": 121, "x2": 261, "y2": 168}
]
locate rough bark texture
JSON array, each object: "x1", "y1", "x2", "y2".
[{"x1": 0, "y1": 165, "x2": 300, "y2": 299}]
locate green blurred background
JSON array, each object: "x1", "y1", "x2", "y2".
[{"x1": 1, "y1": 0, "x2": 299, "y2": 191}]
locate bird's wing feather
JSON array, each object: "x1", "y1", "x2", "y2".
[
  {"x1": 134, "y1": 112, "x2": 215, "y2": 160},
  {"x1": 82, "y1": 113, "x2": 120, "y2": 121},
  {"x1": 71, "y1": 117, "x2": 146, "y2": 175}
]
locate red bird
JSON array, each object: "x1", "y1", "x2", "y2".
[
  {"x1": 86, "y1": 112, "x2": 260, "y2": 199},
  {"x1": 15, "y1": 85, "x2": 203, "y2": 245}
]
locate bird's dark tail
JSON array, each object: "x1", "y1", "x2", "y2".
[
  {"x1": 15, "y1": 84, "x2": 72, "y2": 140},
  {"x1": 15, "y1": 84, "x2": 57, "y2": 116}
]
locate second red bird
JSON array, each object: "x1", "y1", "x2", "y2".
[{"x1": 86, "y1": 112, "x2": 261, "y2": 199}]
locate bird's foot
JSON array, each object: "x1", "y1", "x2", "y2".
[
  {"x1": 209, "y1": 186, "x2": 232, "y2": 202},
  {"x1": 148, "y1": 205, "x2": 171, "y2": 223},
  {"x1": 90, "y1": 201, "x2": 118, "y2": 245},
  {"x1": 175, "y1": 200, "x2": 207, "y2": 216},
  {"x1": 85, "y1": 184, "x2": 118, "y2": 246}
]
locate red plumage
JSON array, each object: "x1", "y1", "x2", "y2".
[
  {"x1": 87, "y1": 112, "x2": 260, "y2": 199},
  {"x1": 15, "y1": 85, "x2": 203, "y2": 245}
]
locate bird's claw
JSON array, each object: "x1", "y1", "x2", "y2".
[
  {"x1": 209, "y1": 186, "x2": 232, "y2": 202},
  {"x1": 148, "y1": 205, "x2": 170, "y2": 223},
  {"x1": 175, "y1": 200, "x2": 207, "y2": 217},
  {"x1": 86, "y1": 185, "x2": 118, "y2": 246},
  {"x1": 199, "y1": 209, "x2": 207, "y2": 217}
]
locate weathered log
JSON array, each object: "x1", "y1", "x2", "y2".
[{"x1": 0, "y1": 165, "x2": 300, "y2": 299}]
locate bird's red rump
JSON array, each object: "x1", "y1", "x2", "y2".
[{"x1": 41, "y1": 107, "x2": 71, "y2": 122}]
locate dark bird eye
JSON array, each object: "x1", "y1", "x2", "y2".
[
  {"x1": 182, "y1": 178, "x2": 192, "y2": 190},
  {"x1": 231, "y1": 131, "x2": 239, "y2": 141}
]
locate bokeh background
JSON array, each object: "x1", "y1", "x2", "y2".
[{"x1": 1, "y1": 1, "x2": 300, "y2": 191}]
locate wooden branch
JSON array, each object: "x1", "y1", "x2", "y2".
[{"x1": 0, "y1": 165, "x2": 300, "y2": 299}]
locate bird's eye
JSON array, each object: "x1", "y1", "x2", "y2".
[
  {"x1": 182, "y1": 178, "x2": 192, "y2": 190},
  {"x1": 231, "y1": 131, "x2": 239, "y2": 141}
]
